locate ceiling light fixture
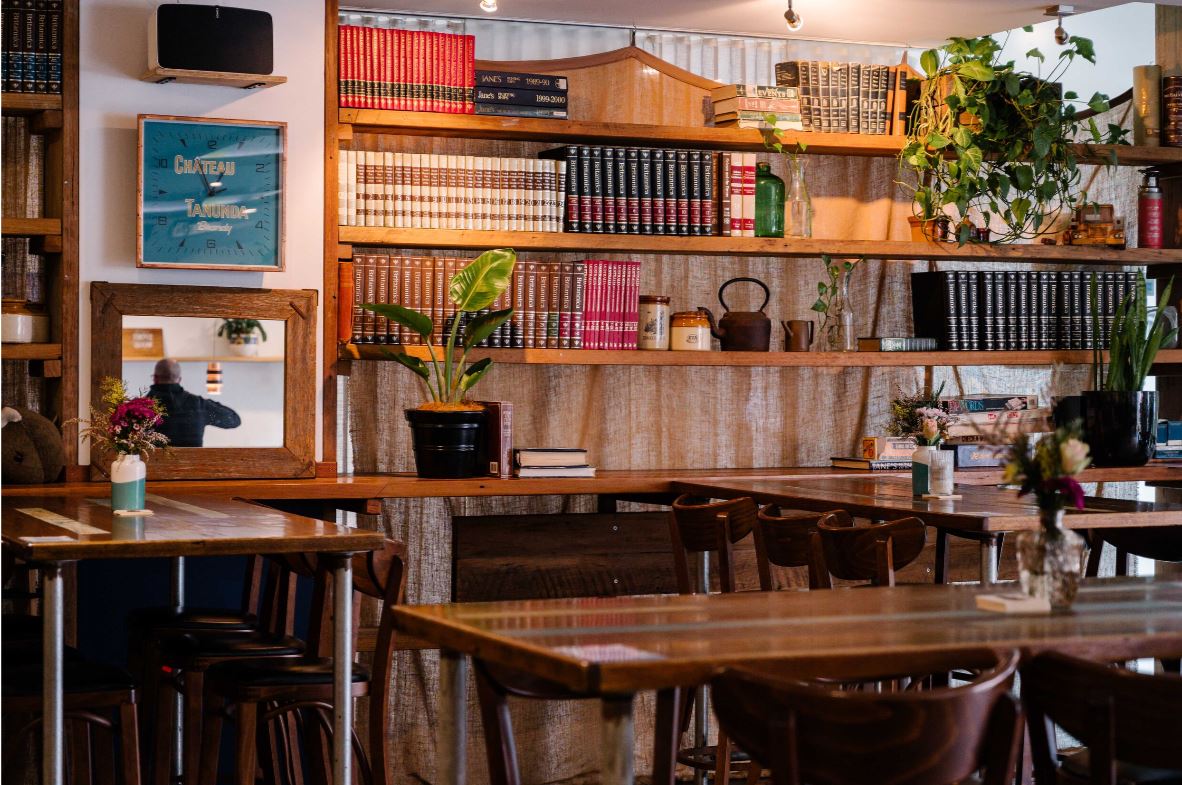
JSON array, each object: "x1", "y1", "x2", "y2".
[
  {"x1": 784, "y1": 0, "x2": 802, "y2": 32},
  {"x1": 1045, "y1": 5, "x2": 1074, "y2": 46},
  {"x1": 479, "y1": 0, "x2": 497, "y2": 12}
]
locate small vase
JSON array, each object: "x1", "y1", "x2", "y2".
[
  {"x1": 813, "y1": 266, "x2": 857, "y2": 352},
  {"x1": 928, "y1": 449, "x2": 955, "y2": 496},
  {"x1": 911, "y1": 445, "x2": 934, "y2": 497},
  {"x1": 1017, "y1": 510, "x2": 1086, "y2": 611},
  {"x1": 111, "y1": 453, "x2": 146, "y2": 512},
  {"x1": 754, "y1": 162, "x2": 785, "y2": 238},
  {"x1": 785, "y1": 157, "x2": 812, "y2": 239}
]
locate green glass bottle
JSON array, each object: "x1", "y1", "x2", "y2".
[{"x1": 754, "y1": 162, "x2": 785, "y2": 238}]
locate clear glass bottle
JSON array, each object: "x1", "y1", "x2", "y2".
[
  {"x1": 786, "y1": 157, "x2": 813, "y2": 239},
  {"x1": 813, "y1": 266, "x2": 857, "y2": 352},
  {"x1": 754, "y1": 162, "x2": 785, "y2": 238}
]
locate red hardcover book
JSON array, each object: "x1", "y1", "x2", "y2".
[
  {"x1": 626, "y1": 261, "x2": 640, "y2": 349},
  {"x1": 343, "y1": 25, "x2": 356, "y2": 107},
  {"x1": 742, "y1": 155, "x2": 756, "y2": 235},
  {"x1": 379, "y1": 26, "x2": 391, "y2": 110},
  {"x1": 449, "y1": 32, "x2": 460, "y2": 113},
  {"x1": 599, "y1": 260, "x2": 612, "y2": 350},
  {"x1": 407, "y1": 30, "x2": 418, "y2": 112},
  {"x1": 463, "y1": 35, "x2": 475, "y2": 113},
  {"x1": 362, "y1": 26, "x2": 375, "y2": 109},
  {"x1": 610, "y1": 260, "x2": 623, "y2": 350},
  {"x1": 338, "y1": 25, "x2": 349, "y2": 106},
  {"x1": 429, "y1": 32, "x2": 441, "y2": 113},
  {"x1": 392, "y1": 28, "x2": 403, "y2": 111},
  {"x1": 441, "y1": 32, "x2": 452, "y2": 114},
  {"x1": 477, "y1": 401, "x2": 514, "y2": 477}
]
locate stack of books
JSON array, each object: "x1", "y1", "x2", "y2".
[
  {"x1": 832, "y1": 435, "x2": 915, "y2": 470},
  {"x1": 338, "y1": 151, "x2": 566, "y2": 232},
  {"x1": 941, "y1": 394, "x2": 1050, "y2": 464},
  {"x1": 2, "y1": 1, "x2": 63, "y2": 95},
  {"x1": 337, "y1": 26, "x2": 474, "y2": 112},
  {"x1": 475, "y1": 70, "x2": 569, "y2": 119},
  {"x1": 911, "y1": 271, "x2": 1141, "y2": 351},
  {"x1": 1154, "y1": 420, "x2": 1182, "y2": 460},
  {"x1": 709, "y1": 84, "x2": 804, "y2": 130},
  {"x1": 514, "y1": 448, "x2": 596, "y2": 478},
  {"x1": 773, "y1": 61, "x2": 906, "y2": 135}
]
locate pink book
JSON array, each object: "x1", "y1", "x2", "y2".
[
  {"x1": 589, "y1": 260, "x2": 603, "y2": 350},
  {"x1": 625, "y1": 260, "x2": 640, "y2": 349},
  {"x1": 464, "y1": 35, "x2": 476, "y2": 113},
  {"x1": 610, "y1": 260, "x2": 623, "y2": 350}
]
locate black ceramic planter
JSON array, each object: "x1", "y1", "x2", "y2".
[
  {"x1": 1081, "y1": 390, "x2": 1157, "y2": 467},
  {"x1": 405, "y1": 408, "x2": 485, "y2": 478}
]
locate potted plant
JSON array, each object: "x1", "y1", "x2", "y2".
[
  {"x1": 810, "y1": 255, "x2": 864, "y2": 352},
  {"x1": 74, "y1": 377, "x2": 169, "y2": 511},
  {"x1": 362, "y1": 248, "x2": 515, "y2": 479},
  {"x1": 218, "y1": 318, "x2": 268, "y2": 357},
  {"x1": 1002, "y1": 423, "x2": 1090, "y2": 610},
  {"x1": 901, "y1": 32, "x2": 1127, "y2": 245},
  {"x1": 1083, "y1": 273, "x2": 1176, "y2": 466}
]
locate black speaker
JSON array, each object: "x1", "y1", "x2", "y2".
[{"x1": 149, "y1": 4, "x2": 274, "y2": 75}]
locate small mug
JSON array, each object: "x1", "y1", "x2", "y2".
[{"x1": 782, "y1": 319, "x2": 814, "y2": 351}]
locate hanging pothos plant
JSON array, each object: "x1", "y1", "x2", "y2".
[{"x1": 900, "y1": 31, "x2": 1129, "y2": 245}]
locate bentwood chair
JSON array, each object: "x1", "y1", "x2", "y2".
[
  {"x1": 711, "y1": 648, "x2": 1023, "y2": 785},
  {"x1": 1022, "y1": 651, "x2": 1182, "y2": 785},
  {"x1": 808, "y1": 512, "x2": 927, "y2": 588},
  {"x1": 752, "y1": 505, "x2": 829, "y2": 591},
  {"x1": 197, "y1": 540, "x2": 406, "y2": 785}
]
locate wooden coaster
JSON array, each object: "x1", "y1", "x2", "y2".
[
  {"x1": 920, "y1": 494, "x2": 963, "y2": 500},
  {"x1": 113, "y1": 509, "x2": 155, "y2": 516}
]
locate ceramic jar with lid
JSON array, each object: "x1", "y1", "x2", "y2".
[
  {"x1": 637, "y1": 295, "x2": 670, "y2": 350},
  {"x1": 1, "y1": 300, "x2": 49, "y2": 344},
  {"x1": 670, "y1": 310, "x2": 713, "y2": 351}
]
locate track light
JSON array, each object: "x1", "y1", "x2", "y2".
[
  {"x1": 1044, "y1": 5, "x2": 1074, "y2": 45},
  {"x1": 205, "y1": 362, "x2": 222, "y2": 395},
  {"x1": 784, "y1": 0, "x2": 802, "y2": 31},
  {"x1": 479, "y1": 0, "x2": 497, "y2": 12}
]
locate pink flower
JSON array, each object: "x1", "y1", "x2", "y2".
[
  {"x1": 1044, "y1": 476, "x2": 1086, "y2": 510},
  {"x1": 1059, "y1": 438, "x2": 1090, "y2": 476},
  {"x1": 922, "y1": 417, "x2": 940, "y2": 442}
]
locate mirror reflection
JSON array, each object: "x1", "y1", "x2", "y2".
[{"x1": 121, "y1": 316, "x2": 285, "y2": 448}]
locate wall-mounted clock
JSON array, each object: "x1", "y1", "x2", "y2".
[{"x1": 137, "y1": 114, "x2": 286, "y2": 271}]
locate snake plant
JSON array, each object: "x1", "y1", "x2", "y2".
[{"x1": 1090, "y1": 272, "x2": 1176, "y2": 392}]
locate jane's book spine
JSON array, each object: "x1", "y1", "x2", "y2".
[
  {"x1": 474, "y1": 86, "x2": 568, "y2": 108},
  {"x1": 476, "y1": 70, "x2": 568, "y2": 91}
]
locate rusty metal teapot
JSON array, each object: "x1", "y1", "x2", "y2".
[{"x1": 699, "y1": 277, "x2": 772, "y2": 352}]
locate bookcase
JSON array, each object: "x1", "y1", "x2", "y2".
[
  {"x1": 1, "y1": 0, "x2": 79, "y2": 479},
  {"x1": 321, "y1": 0, "x2": 1182, "y2": 469}
]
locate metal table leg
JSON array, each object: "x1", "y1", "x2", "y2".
[
  {"x1": 602, "y1": 695, "x2": 635, "y2": 785},
  {"x1": 330, "y1": 554, "x2": 354, "y2": 785},
  {"x1": 42, "y1": 562, "x2": 65, "y2": 785},
  {"x1": 980, "y1": 536, "x2": 999, "y2": 585},
  {"x1": 694, "y1": 551, "x2": 711, "y2": 785},
  {"x1": 170, "y1": 556, "x2": 185, "y2": 778},
  {"x1": 438, "y1": 650, "x2": 469, "y2": 785}
]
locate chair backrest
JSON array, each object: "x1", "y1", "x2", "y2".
[
  {"x1": 809, "y1": 513, "x2": 926, "y2": 588},
  {"x1": 711, "y1": 648, "x2": 1022, "y2": 785},
  {"x1": 1021, "y1": 651, "x2": 1182, "y2": 785},
  {"x1": 1085, "y1": 528, "x2": 1182, "y2": 577},
  {"x1": 753, "y1": 505, "x2": 828, "y2": 591},
  {"x1": 669, "y1": 494, "x2": 757, "y2": 594}
]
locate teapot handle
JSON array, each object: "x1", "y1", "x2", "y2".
[{"x1": 719, "y1": 277, "x2": 771, "y2": 313}]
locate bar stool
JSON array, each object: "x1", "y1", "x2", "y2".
[
  {"x1": 808, "y1": 512, "x2": 926, "y2": 588},
  {"x1": 752, "y1": 505, "x2": 829, "y2": 591},
  {"x1": 197, "y1": 540, "x2": 406, "y2": 785}
]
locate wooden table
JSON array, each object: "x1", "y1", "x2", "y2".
[
  {"x1": 1, "y1": 494, "x2": 385, "y2": 785},
  {"x1": 675, "y1": 476, "x2": 1182, "y2": 583},
  {"x1": 395, "y1": 578, "x2": 1182, "y2": 785}
]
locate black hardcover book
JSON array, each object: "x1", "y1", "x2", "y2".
[
  {"x1": 20, "y1": 3, "x2": 34, "y2": 93},
  {"x1": 1036, "y1": 272, "x2": 1053, "y2": 350},
  {"x1": 45, "y1": 0, "x2": 59, "y2": 94},
  {"x1": 702, "y1": 151, "x2": 715, "y2": 235},
  {"x1": 911, "y1": 272, "x2": 957, "y2": 350},
  {"x1": 990, "y1": 271, "x2": 1005, "y2": 350},
  {"x1": 953, "y1": 271, "x2": 971, "y2": 350},
  {"x1": 963, "y1": 271, "x2": 980, "y2": 350},
  {"x1": 674, "y1": 149, "x2": 690, "y2": 236},
  {"x1": 1018, "y1": 272, "x2": 1032, "y2": 350},
  {"x1": 1103, "y1": 271, "x2": 1118, "y2": 348},
  {"x1": 602, "y1": 147, "x2": 617, "y2": 231},
  {"x1": 1003, "y1": 271, "x2": 1019, "y2": 351},
  {"x1": 564, "y1": 146, "x2": 580, "y2": 232},
  {"x1": 590, "y1": 147, "x2": 605, "y2": 233},
  {"x1": 578, "y1": 146, "x2": 593, "y2": 233},
  {"x1": 1048, "y1": 272, "x2": 1063, "y2": 350},
  {"x1": 626, "y1": 148, "x2": 641, "y2": 234},
  {"x1": 473, "y1": 104, "x2": 568, "y2": 118},
  {"x1": 475, "y1": 70, "x2": 569, "y2": 91},
  {"x1": 663, "y1": 149, "x2": 679, "y2": 235},
  {"x1": 651, "y1": 149, "x2": 667, "y2": 235},
  {"x1": 980, "y1": 272, "x2": 997, "y2": 350},
  {"x1": 473, "y1": 86, "x2": 569, "y2": 108},
  {"x1": 1064, "y1": 272, "x2": 1080, "y2": 349},
  {"x1": 1082, "y1": 272, "x2": 1096, "y2": 350},
  {"x1": 638, "y1": 148, "x2": 654, "y2": 234},
  {"x1": 614, "y1": 147, "x2": 628, "y2": 234},
  {"x1": 2, "y1": 0, "x2": 19, "y2": 93},
  {"x1": 32, "y1": 0, "x2": 46, "y2": 94},
  {"x1": 688, "y1": 150, "x2": 703, "y2": 235}
]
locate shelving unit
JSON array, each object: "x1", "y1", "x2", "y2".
[
  {"x1": 2, "y1": 217, "x2": 63, "y2": 237},
  {"x1": 1, "y1": 93, "x2": 63, "y2": 113},
  {"x1": 122, "y1": 355, "x2": 284, "y2": 364},
  {"x1": 140, "y1": 66, "x2": 288, "y2": 90},
  {"x1": 2, "y1": 343, "x2": 63, "y2": 361}
]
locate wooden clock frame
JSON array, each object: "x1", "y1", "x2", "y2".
[{"x1": 136, "y1": 114, "x2": 287, "y2": 272}]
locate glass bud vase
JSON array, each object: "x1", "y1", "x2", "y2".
[
  {"x1": 813, "y1": 266, "x2": 857, "y2": 352},
  {"x1": 1017, "y1": 510, "x2": 1086, "y2": 611},
  {"x1": 754, "y1": 162, "x2": 785, "y2": 238},
  {"x1": 786, "y1": 157, "x2": 813, "y2": 239}
]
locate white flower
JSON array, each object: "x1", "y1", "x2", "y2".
[
  {"x1": 922, "y1": 417, "x2": 940, "y2": 442},
  {"x1": 1059, "y1": 438, "x2": 1091, "y2": 475}
]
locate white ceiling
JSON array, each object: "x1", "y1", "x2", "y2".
[{"x1": 348, "y1": 0, "x2": 1180, "y2": 48}]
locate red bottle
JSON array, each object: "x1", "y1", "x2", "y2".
[{"x1": 1139, "y1": 168, "x2": 1164, "y2": 249}]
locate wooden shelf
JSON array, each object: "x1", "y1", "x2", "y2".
[
  {"x1": 1, "y1": 93, "x2": 62, "y2": 113},
  {"x1": 2, "y1": 343, "x2": 62, "y2": 361},
  {"x1": 341, "y1": 344, "x2": 1182, "y2": 369},
  {"x1": 122, "y1": 355, "x2": 284, "y2": 363},
  {"x1": 338, "y1": 109, "x2": 1182, "y2": 167},
  {"x1": 2, "y1": 217, "x2": 62, "y2": 238},
  {"x1": 141, "y1": 67, "x2": 287, "y2": 90},
  {"x1": 337, "y1": 227, "x2": 1178, "y2": 264}
]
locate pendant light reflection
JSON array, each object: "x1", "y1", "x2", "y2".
[
  {"x1": 206, "y1": 362, "x2": 223, "y2": 395},
  {"x1": 479, "y1": 0, "x2": 497, "y2": 12},
  {"x1": 784, "y1": 0, "x2": 802, "y2": 31}
]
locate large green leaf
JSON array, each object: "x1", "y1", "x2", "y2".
[
  {"x1": 380, "y1": 349, "x2": 431, "y2": 380},
  {"x1": 449, "y1": 248, "x2": 516, "y2": 313},
  {"x1": 920, "y1": 49, "x2": 939, "y2": 77},
  {"x1": 462, "y1": 308, "x2": 513, "y2": 350},
  {"x1": 458, "y1": 357, "x2": 494, "y2": 393},
  {"x1": 958, "y1": 60, "x2": 994, "y2": 82},
  {"x1": 362, "y1": 303, "x2": 433, "y2": 338}
]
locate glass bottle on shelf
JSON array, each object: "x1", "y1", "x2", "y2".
[
  {"x1": 813, "y1": 265, "x2": 857, "y2": 352},
  {"x1": 786, "y1": 157, "x2": 813, "y2": 239},
  {"x1": 754, "y1": 162, "x2": 785, "y2": 238}
]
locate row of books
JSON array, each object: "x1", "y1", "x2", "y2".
[
  {"x1": 474, "y1": 70, "x2": 569, "y2": 120},
  {"x1": 1, "y1": 0, "x2": 63, "y2": 95},
  {"x1": 338, "y1": 151, "x2": 566, "y2": 232},
  {"x1": 773, "y1": 61, "x2": 907, "y2": 135},
  {"x1": 513, "y1": 447, "x2": 596, "y2": 478},
  {"x1": 337, "y1": 25, "x2": 475, "y2": 112},
  {"x1": 709, "y1": 84, "x2": 804, "y2": 131},
  {"x1": 348, "y1": 254, "x2": 642, "y2": 351},
  {"x1": 911, "y1": 271, "x2": 1143, "y2": 352}
]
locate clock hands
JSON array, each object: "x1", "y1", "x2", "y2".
[{"x1": 194, "y1": 156, "x2": 227, "y2": 197}]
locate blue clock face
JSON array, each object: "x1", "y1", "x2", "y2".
[{"x1": 139, "y1": 117, "x2": 284, "y2": 270}]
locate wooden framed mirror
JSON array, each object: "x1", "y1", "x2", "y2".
[{"x1": 90, "y1": 283, "x2": 316, "y2": 479}]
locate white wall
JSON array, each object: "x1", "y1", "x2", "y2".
[{"x1": 78, "y1": 0, "x2": 324, "y2": 462}]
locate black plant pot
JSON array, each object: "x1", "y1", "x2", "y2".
[
  {"x1": 1081, "y1": 390, "x2": 1157, "y2": 467},
  {"x1": 405, "y1": 408, "x2": 485, "y2": 478}
]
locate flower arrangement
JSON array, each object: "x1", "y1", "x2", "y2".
[
  {"x1": 1002, "y1": 423, "x2": 1091, "y2": 514},
  {"x1": 887, "y1": 383, "x2": 950, "y2": 445},
  {"x1": 76, "y1": 377, "x2": 169, "y2": 458}
]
